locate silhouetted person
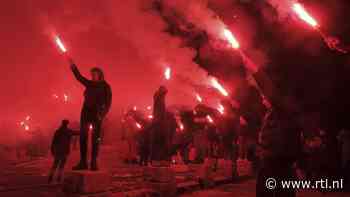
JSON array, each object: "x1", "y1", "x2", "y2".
[
  {"x1": 243, "y1": 63, "x2": 301, "y2": 197},
  {"x1": 138, "y1": 125, "x2": 151, "y2": 166},
  {"x1": 69, "y1": 59, "x2": 112, "y2": 171},
  {"x1": 48, "y1": 120, "x2": 77, "y2": 183},
  {"x1": 151, "y1": 86, "x2": 172, "y2": 162},
  {"x1": 218, "y1": 99, "x2": 240, "y2": 179}
]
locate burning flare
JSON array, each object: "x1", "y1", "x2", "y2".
[
  {"x1": 292, "y1": 3, "x2": 318, "y2": 28},
  {"x1": 211, "y1": 78, "x2": 229, "y2": 97},
  {"x1": 206, "y1": 115, "x2": 214, "y2": 124},
  {"x1": 135, "y1": 122, "x2": 142, "y2": 129},
  {"x1": 195, "y1": 93, "x2": 203, "y2": 103},
  {"x1": 164, "y1": 67, "x2": 171, "y2": 80},
  {"x1": 223, "y1": 29, "x2": 240, "y2": 49},
  {"x1": 217, "y1": 104, "x2": 225, "y2": 115},
  {"x1": 63, "y1": 94, "x2": 68, "y2": 103},
  {"x1": 55, "y1": 36, "x2": 67, "y2": 53}
]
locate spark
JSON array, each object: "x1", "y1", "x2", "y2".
[
  {"x1": 55, "y1": 36, "x2": 67, "y2": 53},
  {"x1": 211, "y1": 78, "x2": 229, "y2": 97}
]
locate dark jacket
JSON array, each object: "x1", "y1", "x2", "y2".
[
  {"x1": 71, "y1": 64, "x2": 112, "y2": 117},
  {"x1": 253, "y1": 70, "x2": 301, "y2": 159},
  {"x1": 51, "y1": 127, "x2": 76, "y2": 156},
  {"x1": 152, "y1": 89, "x2": 166, "y2": 123}
]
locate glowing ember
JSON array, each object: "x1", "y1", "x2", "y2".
[
  {"x1": 53, "y1": 94, "x2": 59, "y2": 99},
  {"x1": 217, "y1": 104, "x2": 225, "y2": 114},
  {"x1": 55, "y1": 36, "x2": 67, "y2": 53},
  {"x1": 147, "y1": 106, "x2": 152, "y2": 110},
  {"x1": 135, "y1": 122, "x2": 142, "y2": 129},
  {"x1": 148, "y1": 115, "x2": 153, "y2": 119},
  {"x1": 24, "y1": 125, "x2": 30, "y2": 131},
  {"x1": 164, "y1": 67, "x2": 171, "y2": 80},
  {"x1": 211, "y1": 78, "x2": 229, "y2": 97},
  {"x1": 133, "y1": 106, "x2": 137, "y2": 111},
  {"x1": 195, "y1": 93, "x2": 203, "y2": 103},
  {"x1": 223, "y1": 29, "x2": 240, "y2": 49},
  {"x1": 293, "y1": 3, "x2": 318, "y2": 28},
  {"x1": 206, "y1": 115, "x2": 214, "y2": 124}
]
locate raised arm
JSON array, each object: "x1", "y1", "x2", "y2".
[{"x1": 68, "y1": 58, "x2": 90, "y2": 86}]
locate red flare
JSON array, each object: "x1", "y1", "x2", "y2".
[
  {"x1": 206, "y1": 115, "x2": 214, "y2": 124},
  {"x1": 24, "y1": 125, "x2": 30, "y2": 131},
  {"x1": 217, "y1": 104, "x2": 225, "y2": 115},
  {"x1": 135, "y1": 122, "x2": 142, "y2": 129},
  {"x1": 89, "y1": 124, "x2": 93, "y2": 131},
  {"x1": 293, "y1": 3, "x2": 318, "y2": 28},
  {"x1": 223, "y1": 28, "x2": 240, "y2": 49},
  {"x1": 164, "y1": 67, "x2": 171, "y2": 80},
  {"x1": 55, "y1": 36, "x2": 67, "y2": 53},
  {"x1": 211, "y1": 78, "x2": 229, "y2": 97},
  {"x1": 63, "y1": 94, "x2": 68, "y2": 103},
  {"x1": 195, "y1": 93, "x2": 203, "y2": 103}
]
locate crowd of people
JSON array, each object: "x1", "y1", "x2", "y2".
[{"x1": 45, "y1": 57, "x2": 350, "y2": 197}]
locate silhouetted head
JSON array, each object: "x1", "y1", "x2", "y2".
[
  {"x1": 61, "y1": 119, "x2": 69, "y2": 127},
  {"x1": 158, "y1": 86, "x2": 168, "y2": 95},
  {"x1": 90, "y1": 67, "x2": 104, "y2": 81}
]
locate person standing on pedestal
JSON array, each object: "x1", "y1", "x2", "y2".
[
  {"x1": 151, "y1": 86, "x2": 171, "y2": 162},
  {"x1": 68, "y1": 59, "x2": 112, "y2": 171}
]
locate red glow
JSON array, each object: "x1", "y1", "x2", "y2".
[
  {"x1": 148, "y1": 115, "x2": 153, "y2": 119},
  {"x1": 135, "y1": 122, "x2": 142, "y2": 129},
  {"x1": 25, "y1": 115, "x2": 31, "y2": 121},
  {"x1": 55, "y1": 36, "x2": 67, "y2": 53},
  {"x1": 211, "y1": 78, "x2": 229, "y2": 97},
  {"x1": 24, "y1": 125, "x2": 30, "y2": 131},
  {"x1": 195, "y1": 93, "x2": 203, "y2": 103},
  {"x1": 223, "y1": 28, "x2": 240, "y2": 49},
  {"x1": 164, "y1": 67, "x2": 171, "y2": 80},
  {"x1": 206, "y1": 115, "x2": 214, "y2": 124},
  {"x1": 89, "y1": 124, "x2": 93, "y2": 131},
  {"x1": 63, "y1": 94, "x2": 68, "y2": 103},
  {"x1": 240, "y1": 116, "x2": 247, "y2": 126},
  {"x1": 293, "y1": 3, "x2": 318, "y2": 28},
  {"x1": 217, "y1": 104, "x2": 225, "y2": 115}
]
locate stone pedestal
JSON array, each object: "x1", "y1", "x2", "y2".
[
  {"x1": 196, "y1": 158, "x2": 216, "y2": 188},
  {"x1": 145, "y1": 161, "x2": 177, "y2": 197},
  {"x1": 62, "y1": 170, "x2": 111, "y2": 197}
]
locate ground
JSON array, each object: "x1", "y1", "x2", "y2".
[{"x1": 0, "y1": 145, "x2": 348, "y2": 197}]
